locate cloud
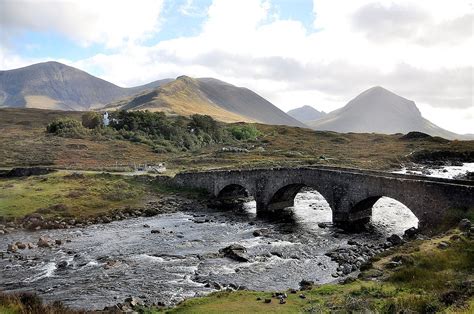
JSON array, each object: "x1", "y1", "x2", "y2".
[
  {"x1": 0, "y1": 0, "x2": 164, "y2": 47},
  {"x1": 179, "y1": 0, "x2": 207, "y2": 17},
  {"x1": 352, "y1": 2, "x2": 473, "y2": 46}
]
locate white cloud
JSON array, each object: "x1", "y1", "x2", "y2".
[
  {"x1": 0, "y1": 0, "x2": 164, "y2": 47},
  {"x1": 179, "y1": 0, "x2": 206, "y2": 17}
]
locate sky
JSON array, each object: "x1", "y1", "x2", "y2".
[{"x1": 0, "y1": 0, "x2": 473, "y2": 134}]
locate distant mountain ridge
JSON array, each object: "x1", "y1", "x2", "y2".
[
  {"x1": 307, "y1": 86, "x2": 466, "y2": 140},
  {"x1": 0, "y1": 62, "x2": 304, "y2": 127},
  {"x1": 0, "y1": 61, "x2": 171, "y2": 111},
  {"x1": 287, "y1": 105, "x2": 326, "y2": 123},
  {"x1": 106, "y1": 75, "x2": 306, "y2": 126}
]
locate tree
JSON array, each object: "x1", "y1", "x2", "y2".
[{"x1": 81, "y1": 112, "x2": 103, "y2": 129}]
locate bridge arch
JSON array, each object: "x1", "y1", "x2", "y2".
[
  {"x1": 217, "y1": 184, "x2": 251, "y2": 199},
  {"x1": 348, "y1": 195, "x2": 420, "y2": 231},
  {"x1": 265, "y1": 183, "x2": 334, "y2": 214}
]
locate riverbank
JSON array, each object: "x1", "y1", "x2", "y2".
[
  {"x1": 0, "y1": 171, "x2": 206, "y2": 233},
  {"x1": 1, "y1": 221, "x2": 472, "y2": 313}
]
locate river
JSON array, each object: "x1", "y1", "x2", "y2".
[{"x1": 0, "y1": 190, "x2": 418, "y2": 310}]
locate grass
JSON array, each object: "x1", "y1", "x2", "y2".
[
  {"x1": 0, "y1": 172, "x2": 173, "y2": 221},
  {"x1": 151, "y1": 229, "x2": 474, "y2": 313},
  {"x1": 0, "y1": 292, "x2": 83, "y2": 314},
  {"x1": 1, "y1": 108, "x2": 473, "y2": 172}
]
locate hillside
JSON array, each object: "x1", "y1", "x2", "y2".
[
  {"x1": 1, "y1": 108, "x2": 473, "y2": 172},
  {"x1": 0, "y1": 61, "x2": 170, "y2": 111},
  {"x1": 307, "y1": 86, "x2": 464, "y2": 140},
  {"x1": 287, "y1": 105, "x2": 326, "y2": 122},
  {"x1": 106, "y1": 76, "x2": 306, "y2": 127}
]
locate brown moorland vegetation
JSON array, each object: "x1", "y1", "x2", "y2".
[{"x1": 1, "y1": 108, "x2": 473, "y2": 173}]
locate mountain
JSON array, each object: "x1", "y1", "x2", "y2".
[
  {"x1": 307, "y1": 86, "x2": 464, "y2": 139},
  {"x1": 0, "y1": 61, "x2": 171, "y2": 111},
  {"x1": 106, "y1": 75, "x2": 306, "y2": 127},
  {"x1": 287, "y1": 105, "x2": 326, "y2": 123}
]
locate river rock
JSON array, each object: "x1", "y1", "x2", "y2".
[
  {"x1": 37, "y1": 236, "x2": 51, "y2": 248},
  {"x1": 15, "y1": 242, "x2": 26, "y2": 249},
  {"x1": 219, "y1": 244, "x2": 250, "y2": 262},
  {"x1": 252, "y1": 228, "x2": 269, "y2": 237},
  {"x1": 7, "y1": 243, "x2": 18, "y2": 252},
  {"x1": 23, "y1": 213, "x2": 44, "y2": 230},
  {"x1": 341, "y1": 264, "x2": 352, "y2": 275},
  {"x1": 387, "y1": 234, "x2": 403, "y2": 246},
  {"x1": 458, "y1": 218, "x2": 472, "y2": 232},
  {"x1": 437, "y1": 241, "x2": 450, "y2": 249},
  {"x1": 124, "y1": 296, "x2": 142, "y2": 307},
  {"x1": 385, "y1": 261, "x2": 402, "y2": 269},
  {"x1": 403, "y1": 227, "x2": 419, "y2": 239},
  {"x1": 299, "y1": 279, "x2": 313, "y2": 290}
]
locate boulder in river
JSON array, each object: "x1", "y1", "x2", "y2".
[
  {"x1": 219, "y1": 244, "x2": 250, "y2": 262},
  {"x1": 37, "y1": 236, "x2": 51, "y2": 248},
  {"x1": 7, "y1": 243, "x2": 18, "y2": 253},
  {"x1": 403, "y1": 227, "x2": 419, "y2": 240},
  {"x1": 252, "y1": 228, "x2": 269, "y2": 237},
  {"x1": 15, "y1": 242, "x2": 26, "y2": 249}
]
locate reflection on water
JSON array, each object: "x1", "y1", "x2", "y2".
[{"x1": 0, "y1": 189, "x2": 418, "y2": 310}]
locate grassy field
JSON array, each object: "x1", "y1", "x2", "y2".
[
  {"x1": 158, "y1": 229, "x2": 474, "y2": 313},
  {"x1": 0, "y1": 172, "x2": 151, "y2": 220},
  {"x1": 1, "y1": 108, "x2": 473, "y2": 173}
]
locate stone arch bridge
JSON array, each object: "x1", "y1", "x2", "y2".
[{"x1": 172, "y1": 166, "x2": 474, "y2": 231}]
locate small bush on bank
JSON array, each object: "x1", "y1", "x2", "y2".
[
  {"x1": 228, "y1": 124, "x2": 261, "y2": 140},
  {"x1": 46, "y1": 118, "x2": 87, "y2": 138}
]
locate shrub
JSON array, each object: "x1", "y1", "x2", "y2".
[
  {"x1": 228, "y1": 124, "x2": 261, "y2": 140},
  {"x1": 189, "y1": 114, "x2": 223, "y2": 142},
  {"x1": 81, "y1": 112, "x2": 103, "y2": 129},
  {"x1": 46, "y1": 118, "x2": 87, "y2": 138}
]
